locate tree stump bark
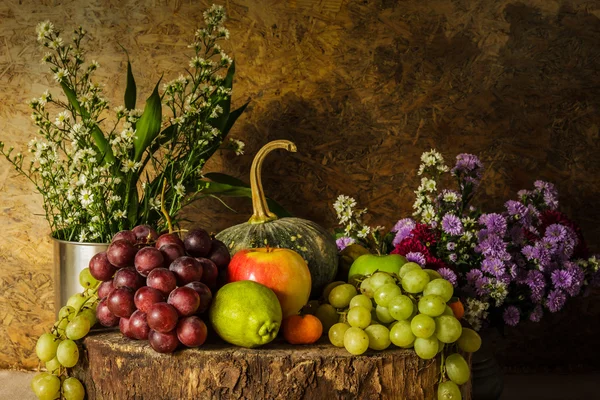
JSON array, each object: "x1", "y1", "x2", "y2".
[{"x1": 72, "y1": 331, "x2": 471, "y2": 399}]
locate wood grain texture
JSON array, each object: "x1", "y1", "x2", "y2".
[
  {"x1": 1, "y1": 0, "x2": 599, "y2": 370},
  {"x1": 71, "y1": 331, "x2": 472, "y2": 400}
]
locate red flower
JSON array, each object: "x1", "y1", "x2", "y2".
[
  {"x1": 391, "y1": 237, "x2": 430, "y2": 257},
  {"x1": 411, "y1": 224, "x2": 438, "y2": 248}
]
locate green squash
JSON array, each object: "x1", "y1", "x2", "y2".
[{"x1": 216, "y1": 140, "x2": 338, "y2": 296}]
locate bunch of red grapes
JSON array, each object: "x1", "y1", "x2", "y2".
[{"x1": 90, "y1": 225, "x2": 231, "y2": 353}]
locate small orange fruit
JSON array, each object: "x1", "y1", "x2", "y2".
[
  {"x1": 282, "y1": 314, "x2": 323, "y2": 345},
  {"x1": 448, "y1": 299, "x2": 464, "y2": 320}
]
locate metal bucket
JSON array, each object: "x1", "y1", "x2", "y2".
[{"x1": 52, "y1": 238, "x2": 109, "y2": 316}]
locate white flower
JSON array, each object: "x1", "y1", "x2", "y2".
[
  {"x1": 420, "y1": 177, "x2": 437, "y2": 192},
  {"x1": 90, "y1": 216, "x2": 100, "y2": 223},
  {"x1": 113, "y1": 210, "x2": 127, "y2": 220},
  {"x1": 174, "y1": 182, "x2": 185, "y2": 197},
  {"x1": 230, "y1": 139, "x2": 245, "y2": 155},
  {"x1": 55, "y1": 111, "x2": 70, "y2": 128},
  {"x1": 420, "y1": 204, "x2": 436, "y2": 223},
  {"x1": 76, "y1": 174, "x2": 87, "y2": 186},
  {"x1": 53, "y1": 68, "x2": 69, "y2": 83},
  {"x1": 39, "y1": 90, "x2": 51, "y2": 106},
  {"x1": 149, "y1": 197, "x2": 161, "y2": 210},
  {"x1": 78, "y1": 229, "x2": 88, "y2": 242},
  {"x1": 121, "y1": 160, "x2": 142, "y2": 173},
  {"x1": 209, "y1": 105, "x2": 223, "y2": 119},
  {"x1": 48, "y1": 37, "x2": 63, "y2": 50},
  {"x1": 443, "y1": 192, "x2": 458, "y2": 203},
  {"x1": 36, "y1": 21, "x2": 54, "y2": 41},
  {"x1": 356, "y1": 225, "x2": 371, "y2": 239},
  {"x1": 218, "y1": 27, "x2": 230, "y2": 39},
  {"x1": 79, "y1": 189, "x2": 94, "y2": 207}
]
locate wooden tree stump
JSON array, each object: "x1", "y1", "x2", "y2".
[{"x1": 72, "y1": 331, "x2": 471, "y2": 399}]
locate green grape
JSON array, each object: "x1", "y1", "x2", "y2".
[
  {"x1": 360, "y1": 278, "x2": 375, "y2": 298},
  {"x1": 31, "y1": 372, "x2": 60, "y2": 400},
  {"x1": 399, "y1": 262, "x2": 421, "y2": 278},
  {"x1": 347, "y1": 306, "x2": 372, "y2": 329},
  {"x1": 323, "y1": 281, "x2": 345, "y2": 300},
  {"x1": 445, "y1": 353, "x2": 470, "y2": 385},
  {"x1": 58, "y1": 305, "x2": 76, "y2": 321},
  {"x1": 414, "y1": 336, "x2": 439, "y2": 360},
  {"x1": 375, "y1": 305, "x2": 395, "y2": 324},
  {"x1": 442, "y1": 306, "x2": 454, "y2": 316},
  {"x1": 388, "y1": 295, "x2": 414, "y2": 321},
  {"x1": 66, "y1": 315, "x2": 91, "y2": 341},
  {"x1": 79, "y1": 267, "x2": 99, "y2": 289},
  {"x1": 374, "y1": 283, "x2": 403, "y2": 308},
  {"x1": 328, "y1": 323, "x2": 351, "y2": 347},
  {"x1": 79, "y1": 307, "x2": 98, "y2": 327},
  {"x1": 57, "y1": 339, "x2": 79, "y2": 368},
  {"x1": 369, "y1": 272, "x2": 395, "y2": 291},
  {"x1": 389, "y1": 320, "x2": 415, "y2": 347},
  {"x1": 36, "y1": 333, "x2": 60, "y2": 362},
  {"x1": 435, "y1": 315, "x2": 463, "y2": 343},
  {"x1": 328, "y1": 284, "x2": 357, "y2": 308},
  {"x1": 418, "y1": 295, "x2": 447, "y2": 317},
  {"x1": 401, "y1": 269, "x2": 430, "y2": 293},
  {"x1": 66, "y1": 293, "x2": 88, "y2": 311},
  {"x1": 457, "y1": 328, "x2": 482, "y2": 353},
  {"x1": 365, "y1": 324, "x2": 390, "y2": 350},
  {"x1": 424, "y1": 269, "x2": 442, "y2": 280},
  {"x1": 343, "y1": 327, "x2": 369, "y2": 355},
  {"x1": 315, "y1": 303, "x2": 339, "y2": 334},
  {"x1": 62, "y1": 377, "x2": 85, "y2": 400},
  {"x1": 437, "y1": 381, "x2": 462, "y2": 400},
  {"x1": 350, "y1": 294, "x2": 373, "y2": 311},
  {"x1": 410, "y1": 314, "x2": 436, "y2": 338},
  {"x1": 45, "y1": 357, "x2": 60, "y2": 374},
  {"x1": 423, "y1": 279, "x2": 454, "y2": 303}
]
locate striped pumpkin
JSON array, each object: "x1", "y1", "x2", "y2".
[{"x1": 215, "y1": 140, "x2": 338, "y2": 296}]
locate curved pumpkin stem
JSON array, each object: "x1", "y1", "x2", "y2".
[{"x1": 249, "y1": 140, "x2": 297, "y2": 224}]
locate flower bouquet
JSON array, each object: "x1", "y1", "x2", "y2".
[{"x1": 334, "y1": 150, "x2": 599, "y2": 331}]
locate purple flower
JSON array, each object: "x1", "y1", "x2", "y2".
[
  {"x1": 336, "y1": 236, "x2": 355, "y2": 251},
  {"x1": 477, "y1": 234, "x2": 510, "y2": 261},
  {"x1": 529, "y1": 304, "x2": 543, "y2": 322},
  {"x1": 406, "y1": 252, "x2": 426, "y2": 267},
  {"x1": 449, "y1": 253, "x2": 458, "y2": 262},
  {"x1": 447, "y1": 242, "x2": 456, "y2": 251},
  {"x1": 532, "y1": 241, "x2": 552, "y2": 270},
  {"x1": 551, "y1": 269, "x2": 573, "y2": 290},
  {"x1": 438, "y1": 267, "x2": 458, "y2": 286},
  {"x1": 546, "y1": 289, "x2": 567, "y2": 313},
  {"x1": 503, "y1": 306, "x2": 520, "y2": 326},
  {"x1": 441, "y1": 214, "x2": 464, "y2": 236},
  {"x1": 564, "y1": 263, "x2": 585, "y2": 297},
  {"x1": 479, "y1": 213, "x2": 507, "y2": 236},
  {"x1": 475, "y1": 276, "x2": 490, "y2": 296},
  {"x1": 505, "y1": 200, "x2": 530, "y2": 226},
  {"x1": 481, "y1": 258, "x2": 506, "y2": 278},
  {"x1": 392, "y1": 218, "x2": 416, "y2": 246},
  {"x1": 534, "y1": 180, "x2": 559, "y2": 210},
  {"x1": 510, "y1": 226, "x2": 525, "y2": 246},
  {"x1": 526, "y1": 270, "x2": 546, "y2": 303},
  {"x1": 466, "y1": 269, "x2": 483, "y2": 285},
  {"x1": 544, "y1": 224, "x2": 567, "y2": 243},
  {"x1": 522, "y1": 245, "x2": 535, "y2": 260},
  {"x1": 452, "y1": 153, "x2": 484, "y2": 181}
]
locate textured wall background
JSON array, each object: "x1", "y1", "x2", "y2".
[{"x1": 1, "y1": 0, "x2": 599, "y2": 370}]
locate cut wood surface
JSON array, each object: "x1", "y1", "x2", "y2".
[{"x1": 72, "y1": 331, "x2": 471, "y2": 400}]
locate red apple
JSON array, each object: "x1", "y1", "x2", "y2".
[{"x1": 227, "y1": 248, "x2": 311, "y2": 318}]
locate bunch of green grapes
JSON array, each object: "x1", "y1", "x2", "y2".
[
  {"x1": 31, "y1": 267, "x2": 100, "y2": 400},
  {"x1": 319, "y1": 262, "x2": 482, "y2": 400}
]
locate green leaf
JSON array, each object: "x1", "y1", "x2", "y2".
[
  {"x1": 133, "y1": 78, "x2": 163, "y2": 162},
  {"x1": 91, "y1": 125, "x2": 115, "y2": 164},
  {"x1": 124, "y1": 60, "x2": 137, "y2": 110},
  {"x1": 60, "y1": 82, "x2": 85, "y2": 117},
  {"x1": 199, "y1": 178, "x2": 292, "y2": 218},
  {"x1": 208, "y1": 61, "x2": 236, "y2": 134},
  {"x1": 203, "y1": 172, "x2": 247, "y2": 187},
  {"x1": 222, "y1": 101, "x2": 249, "y2": 137}
]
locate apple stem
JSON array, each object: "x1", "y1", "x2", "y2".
[{"x1": 248, "y1": 140, "x2": 297, "y2": 224}]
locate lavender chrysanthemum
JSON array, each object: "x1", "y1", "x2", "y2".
[
  {"x1": 441, "y1": 214, "x2": 463, "y2": 236},
  {"x1": 406, "y1": 252, "x2": 426, "y2": 267},
  {"x1": 546, "y1": 289, "x2": 567, "y2": 313},
  {"x1": 452, "y1": 153, "x2": 484, "y2": 179},
  {"x1": 477, "y1": 234, "x2": 510, "y2": 261},
  {"x1": 392, "y1": 218, "x2": 416, "y2": 246},
  {"x1": 475, "y1": 276, "x2": 490, "y2": 296},
  {"x1": 479, "y1": 213, "x2": 507, "y2": 236},
  {"x1": 503, "y1": 306, "x2": 520, "y2": 326},
  {"x1": 438, "y1": 267, "x2": 458, "y2": 287},
  {"x1": 481, "y1": 257, "x2": 505, "y2": 278},
  {"x1": 505, "y1": 200, "x2": 531, "y2": 227},
  {"x1": 551, "y1": 269, "x2": 573, "y2": 290},
  {"x1": 565, "y1": 263, "x2": 585, "y2": 297},
  {"x1": 526, "y1": 270, "x2": 546, "y2": 303},
  {"x1": 336, "y1": 236, "x2": 355, "y2": 251},
  {"x1": 544, "y1": 224, "x2": 567, "y2": 243},
  {"x1": 529, "y1": 304, "x2": 543, "y2": 322},
  {"x1": 534, "y1": 180, "x2": 559, "y2": 210},
  {"x1": 466, "y1": 269, "x2": 483, "y2": 285}
]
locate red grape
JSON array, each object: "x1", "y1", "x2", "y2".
[
  {"x1": 147, "y1": 303, "x2": 178, "y2": 333},
  {"x1": 155, "y1": 233, "x2": 184, "y2": 249},
  {"x1": 96, "y1": 298, "x2": 119, "y2": 327},
  {"x1": 119, "y1": 316, "x2": 136, "y2": 339},
  {"x1": 134, "y1": 247, "x2": 164, "y2": 277},
  {"x1": 113, "y1": 267, "x2": 144, "y2": 291},
  {"x1": 197, "y1": 258, "x2": 218, "y2": 289},
  {"x1": 208, "y1": 239, "x2": 230, "y2": 270},
  {"x1": 185, "y1": 282, "x2": 212, "y2": 314},
  {"x1": 176, "y1": 316, "x2": 207, "y2": 347},
  {"x1": 169, "y1": 256, "x2": 203, "y2": 286},
  {"x1": 107, "y1": 239, "x2": 138, "y2": 268},
  {"x1": 159, "y1": 244, "x2": 186, "y2": 268},
  {"x1": 112, "y1": 230, "x2": 137, "y2": 244},
  {"x1": 89, "y1": 251, "x2": 117, "y2": 281},
  {"x1": 134, "y1": 286, "x2": 165, "y2": 314},
  {"x1": 146, "y1": 268, "x2": 177, "y2": 297},
  {"x1": 167, "y1": 287, "x2": 200, "y2": 317},
  {"x1": 129, "y1": 310, "x2": 150, "y2": 340},
  {"x1": 183, "y1": 228, "x2": 212, "y2": 257},
  {"x1": 98, "y1": 280, "x2": 114, "y2": 299},
  {"x1": 107, "y1": 287, "x2": 136, "y2": 318},
  {"x1": 132, "y1": 225, "x2": 159, "y2": 244},
  {"x1": 148, "y1": 330, "x2": 179, "y2": 353}
]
